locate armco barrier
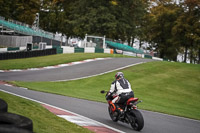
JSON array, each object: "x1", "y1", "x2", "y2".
[{"x1": 0, "y1": 48, "x2": 56, "y2": 60}]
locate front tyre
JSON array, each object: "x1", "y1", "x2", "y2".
[
  {"x1": 108, "y1": 106, "x2": 118, "y2": 122},
  {"x1": 129, "y1": 109, "x2": 144, "y2": 131}
]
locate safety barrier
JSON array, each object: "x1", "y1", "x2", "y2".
[
  {"x1": 62, "y1": 46, "x2": 74, "y2": 53},
  {"x1": 0, "y1": 45, "x2": 168, "y2": 61},
  {"x1": 75, "y1": 48, "x2": 84, "y2": 53},
  {"x1": 52, "y1": 45, "x2": 63, "y2": 54},
  {"x1": 7, "y1": 47, "x2": 20, "y2": 51},
  {"x1": 84, "y1": 47, "x2": 95, "y2": 53},
  {"x1": 144, "y1": 54, "x2": 152, "y2": 59},
  {"x1": 0, "y1": 98, "x2": 33, "y2": 133},
  {"x1": 0, "y1": 48, "x2": 56, "y2": 60},
  {"x1": 95, "y1": 48, "x2": 104, "y2": 53}
]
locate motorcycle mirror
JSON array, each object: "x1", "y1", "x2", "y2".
[{"x1": 100, "y1": 90, "x2": 105, "y2": 94}]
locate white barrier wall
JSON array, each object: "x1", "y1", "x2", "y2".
[
  {"x1": 62, "y1": 46, "x2": 74, "y2": 53},
  {"x1": 19, "y1": 47, "x2": 26, "y2": 50},
  {"x1": 142, "y1": 54, "x2": 145, "y2": 58},
  {"x1": 104, "y1": 48, "x2": 111, "y2": 54},
  {"x1": 152, "y1": 57, "x2": 163, "y2": 61},
  {"x1": 123, "y1": 51, "x2": 136, "y2": 57},
  {"x1": 84, "y1": 47, "x2": 95, "y2": 53},
  {"x1": 0, "y1": 48, "x2": 7, "y2": 52},
  {"x1": 46, "y1": 45, "x2": 53, "y2": 49}
]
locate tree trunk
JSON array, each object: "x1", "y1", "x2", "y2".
[
  {"x1": 184, "y1": 46, "x2": 188, "y2": 63},
  {"x1": 139, "y1": 40, "x2": 142, "y2": 49},
  {"x1": 128, "y1": 38, "x2": 131, "y2": 46},
  {"x1": 190, "y1": 49, "x2": 193, "y2": 64},
  {"x1": 198, "y1": 48, "x2": 200, "y2": 64},
  {"x1": 130, "y1": 37, "x2": 134, "y2": 47},
  {"x1": 160, "y1": 49, "x2": 164, "y2": 59},
  {"x1": 189, "y1": 40, "x2": 194, "y2": 64}
]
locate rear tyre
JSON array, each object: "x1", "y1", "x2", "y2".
[
  {"x1": 0, "y1": 112, "x2": 33, "y2": 131},
  {"x1": 129, "y1": 109, "x2": 144, "y2": 131},
  {"x1": 108, "y1": 106, "x2": 118, "y2": 122},
  {"x1": 0, "y1": 98, "x2": 8, "y2": 113}
]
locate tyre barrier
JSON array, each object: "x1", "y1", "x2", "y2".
[
  {"x1": 0, "y1": 48, "x2": 57, "y2": 60},
  {"x1": 0, "y1": 98, "x2": 8, "y2": 113},
  {"x1": 0, "y1": 125, "x2": 32, "y2": 133},
  {"x1": 0, "y1": 112, "x2": 33, "y2": 131}
]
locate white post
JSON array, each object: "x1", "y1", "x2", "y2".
[
  {"x1": 85, "y1": 34, "x2": 87, "y2": 47},
  {"x1": 103, "y1": 35, "x2": 106, "y2": 48},
  {"x1": 60, "y1": 36, "x2": 63, "y2": 46}
]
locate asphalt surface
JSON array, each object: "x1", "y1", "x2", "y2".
[
  {"x1": 0, "y1": 57, "x2": 200, "y2": 132},
  {"x1": 0, "y1": 85, "x2": 200, "y2": 133},
  {"x1": 0, "y1": 58, "x2": 153, "y2": 81}
]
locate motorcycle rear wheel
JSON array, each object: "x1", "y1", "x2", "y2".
[
  {"x1": 108, "y1": 106, "x2": 118, "y2": 122},
  {"x1": 129, "y1": 109, "x2": 144, "y2": 131}
]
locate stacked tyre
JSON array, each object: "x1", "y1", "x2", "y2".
[{"x1": 0, "y1": 98, "x2": 33, "y2": 133}]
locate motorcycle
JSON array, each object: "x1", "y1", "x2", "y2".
[{"x1": 100, "y1": 90, "x2": 144, "y2": 131}]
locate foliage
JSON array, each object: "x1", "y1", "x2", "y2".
[
  {"x1": 0, "y1": 0, "x2": 40, "y2": 25},
  {"x1": 172, "y1": 0, "x2": 200, "y2": 63},
  {"x1": 0, "y1": 0, "x2": 199, "y2": 63},
  {"x1": 146, "y1": 2, "x2": 182, "y2": 60}
]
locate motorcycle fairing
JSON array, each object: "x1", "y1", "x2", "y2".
[{"x1": 126, "y1": 98, "x2": 138, "y2": 105}]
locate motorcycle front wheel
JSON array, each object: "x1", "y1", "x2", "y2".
[
  {"x1": 129, "y1": 109, "x2": 144, "y2": 131},
  {"x1": 108, "y1": 106, "x2": 118, "y2": 122}
]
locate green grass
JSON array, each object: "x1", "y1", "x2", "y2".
[
  {"x1": 0, "y1": 53, "x2": 131, "y2": 70},
  {"x1": 0, "y1": 91, "x2": 93, "y2": 133},
  {"x1": 12, "y1": 61, "x2": 200, "y2": 120}
]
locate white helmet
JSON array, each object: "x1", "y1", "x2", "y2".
[{"x1": 115, "y1": 72, "x2": 124, "y2": 79}]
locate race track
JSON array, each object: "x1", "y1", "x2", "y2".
[
  {"x1": 0, "y1": 57, "x2": 200, "y2": 133},
  {"x1": 0, "y1": 58, "x2": 152, "y2": 81},
  {"x1": 0, "y1": 85, "x2": 200, "y2": 133}
]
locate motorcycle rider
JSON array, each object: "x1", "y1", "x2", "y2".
[{"x1": 107, "y1": 72, "x2": 134, "y2": 116}]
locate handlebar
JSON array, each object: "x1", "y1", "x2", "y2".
[{"x1": 100, "y1": 90, "x2": 108, "y2": 94}]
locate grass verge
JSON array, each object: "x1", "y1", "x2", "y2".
[
  {"x1": 0, "y1": 91, "x2": 93, "y2": 133},
  {"x1": 0, "y1": 53, "x2": 131, "y2": 70},
  {"x1": 12, "y1": 61, "x2": 200, "y2": 120}
]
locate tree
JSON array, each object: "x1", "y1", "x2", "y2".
[
  {"x1": 66, "y1": 0, "x2": 118, "y2": 38},
  {"x1": 173, "y1": 0, "x2": 200, "y2": 63},
  {"x1": 146, "y1": 1, "x2": 182, "y2": 60},
  {"x1": 0, "y1": 0, "x2": 13, "y2": 19},
  {"x1": 0, "y1": 0, "x2": 40, "y2": 25}
]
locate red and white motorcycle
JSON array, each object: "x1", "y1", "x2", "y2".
[{"x1": 101, "y1": 90, "x2": 144, "y2": 131}]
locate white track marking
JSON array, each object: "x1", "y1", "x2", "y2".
[
  {"x1": 54, "y1": 62, "x2": 145, "y2": 82},
  {"x1": 0, "y1": 88, "x2": 125, "y2": 133},
  {"x1": 0, "y1": 58, "x2": 112, "y2": 72}
]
